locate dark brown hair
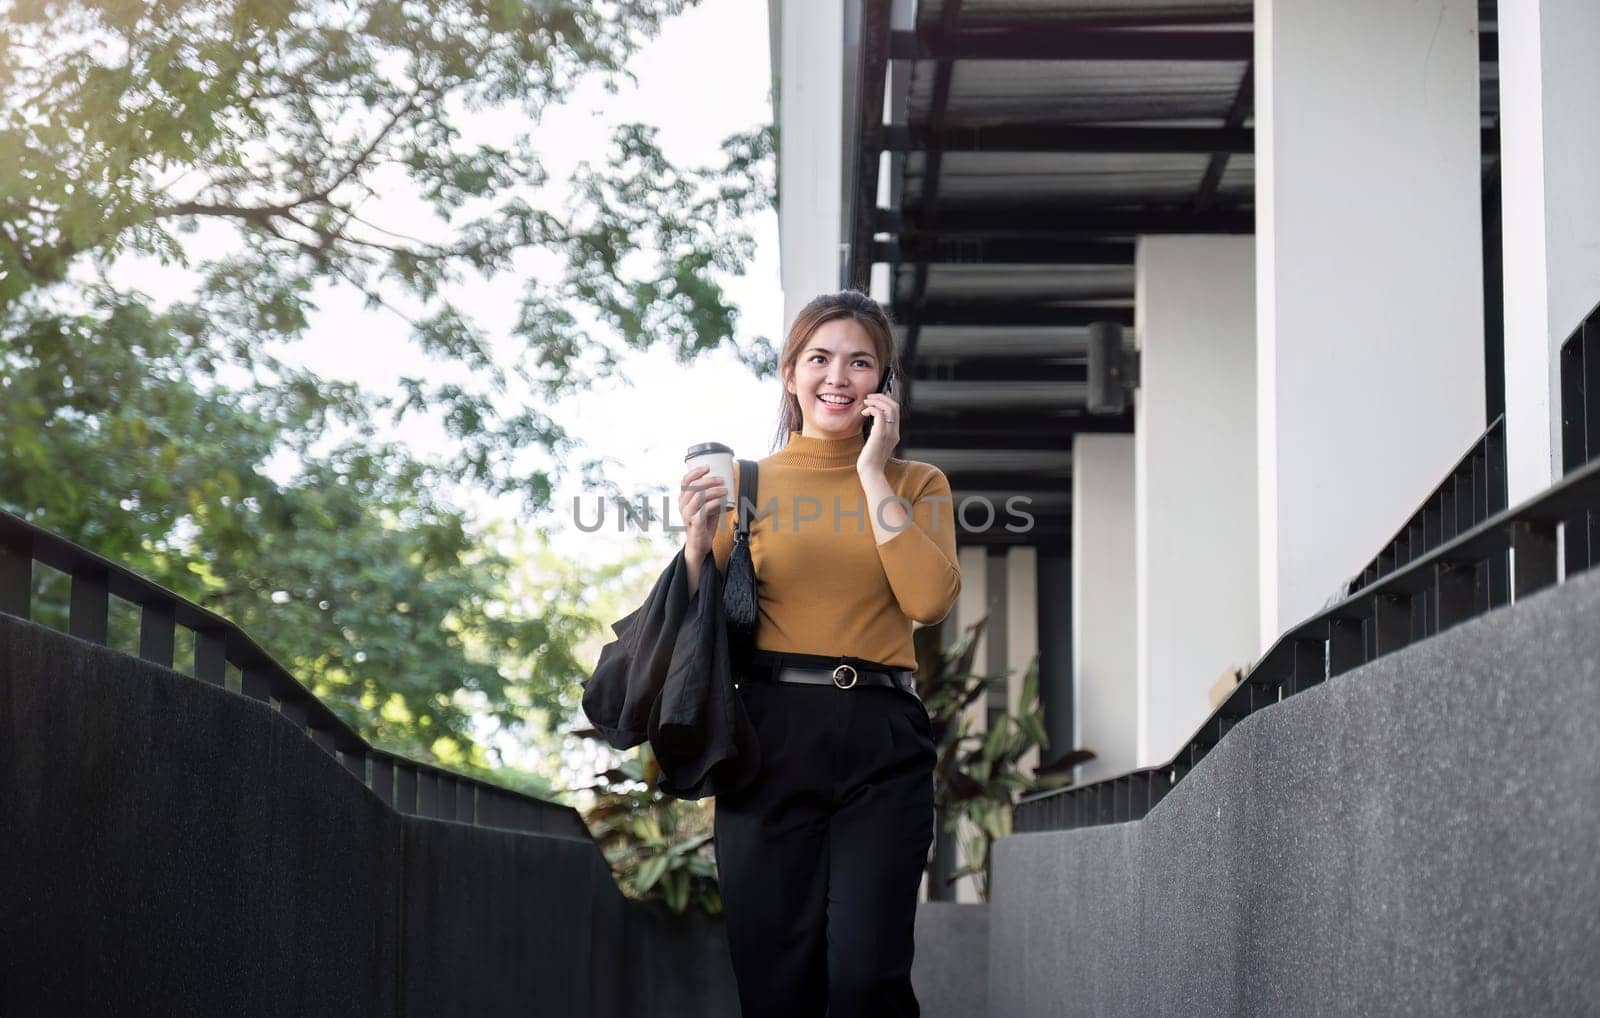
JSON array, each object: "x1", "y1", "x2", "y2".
[{"x1": 771, "y1": 290, "x2": 902, "y2": 451}]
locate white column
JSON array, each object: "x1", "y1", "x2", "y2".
[
  {"x1": 1134, "y1": 236, "x2": 1260, "y2": 768},
  {"x1": 949, "y1": 544, "x2": 988, "y2": 904},
  {"x1": 1071, "y1": 435, "x2": 1137, "y2": 784},
  {"x1": 1499, "y1": 0, "x2": 1600, "y2": 502},
  {"x1": 777, "y1": 0, "x2": 845, "y2": 325},
  {"x1": 1004, "y1": 546, "x2": 1039, "y2": 776},
  {"x1": 1255, "y1": 0, "x2": 1486, "y2": 642}
]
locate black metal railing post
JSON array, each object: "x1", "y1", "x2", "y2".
[
  {"x1": 139, "y1": 601, "x2": 177, "y2": 667},
  {"x1": 194, "y1": 628, "x2": 227, "y2": 685},
  {"x1": 68, "y1": 569, "x2": 109, "y2": 645}
]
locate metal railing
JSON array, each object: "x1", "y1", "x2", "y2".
[
  {"x1": 0, "y1": 508, "x2": 590, "y2": 841},
  {"x1": 1352, "y1": 415, "x2": 1507, "y2": 596},
  {"x1": 1015, "y1": 448, "x2": 1600, "y2": 833}
]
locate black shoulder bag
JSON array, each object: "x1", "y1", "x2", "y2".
[{"x1": 721, "y1": 459, "x2": 759, "y2": 638}]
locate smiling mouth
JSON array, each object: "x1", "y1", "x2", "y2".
[{"x1": 817, "y1": 394, "x2": 855, "y2": 408}]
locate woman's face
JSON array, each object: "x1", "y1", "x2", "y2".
[{"x1": 784, "y1": 318, "x2": 884, "y2": 440}]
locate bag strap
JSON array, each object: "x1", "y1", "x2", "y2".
[{"x1": 735, "y1": 459, "x2": 759, "y2": 541}]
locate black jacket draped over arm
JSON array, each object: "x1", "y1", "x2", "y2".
[{"x1": 581, "y1": 547, "x2": 759, "y2": 800}]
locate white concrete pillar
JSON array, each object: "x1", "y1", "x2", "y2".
[
  {"x1": 1004, "y1": 546, "x2": 1039, "y2": 776},
  {"x1": 1071, "y1": 435, "x2": 1137, "y2": 784},
  {"x1": 949, "y1": 544, "x2": 989, "y2": 904},
  {"x1": 778, "y1": 0, "x2": 845, "y2": 325},
  {"x1": 1255, "y1": 0, "x2": 1487, "y2": 642},
  {"x1": 1134, "y1": 236, "x2": 1260, "y2": 768},
  {"x1": 1499, "y1": 0, "x2": 1600, "y2": 501}
]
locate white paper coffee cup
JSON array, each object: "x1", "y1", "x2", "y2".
[{"x1": 684, "y1": 442, "x2": 735, "y2": 517}]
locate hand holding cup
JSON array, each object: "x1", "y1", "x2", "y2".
[{"x1": 680, "y1": 464, "x2": 728, "y2": 558}]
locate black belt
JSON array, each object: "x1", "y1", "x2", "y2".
[{"x1": 747, "y1": 650, "x2": 916, "y2": 694}]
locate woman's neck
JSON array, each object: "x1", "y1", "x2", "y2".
[{"x1": 776, "y1": 429, "x2": 866, "y2": 468}]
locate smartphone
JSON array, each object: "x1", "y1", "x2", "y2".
[{"x1": 863, "y1": 366, "x2": 896, "y2": 438}]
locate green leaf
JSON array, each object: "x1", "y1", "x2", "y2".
[{"x1": 634, "y1": 855, "x2": 670, "y2": 894}]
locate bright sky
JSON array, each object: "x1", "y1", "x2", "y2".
[{"x1": 109, "y1": 0, "x2": 785, "y2": 562}]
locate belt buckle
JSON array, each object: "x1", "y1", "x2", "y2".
[{"x1": 831, "y1": 663, "x2": 858, "y2": 689}]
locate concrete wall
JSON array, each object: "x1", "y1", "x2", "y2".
[
  {"x1": 0, "y1": 613, "x2": 739, "y2": 1018},
  {"x1": 777, "y1": 0, "x2": 846, "y2": 322},
  {"x1": 1500, "y1": 0, "x2": 1600, "y2": 500},
  {"x1": 913, "y1": 902, "x2": 989, "y2": 1018},
  {"x1": 1072, "y1": 434, "x2": 1137, "y2": 783},
  {"x1": 1255, "y1": 0, "x2": 1487, "y2": 642},
  {"x1": 1134, "y1": 235, "x2": 1259, "y2": 767},
  {"x1": 988, "y1": 561, "x2": 1600, "y2": 1017}
]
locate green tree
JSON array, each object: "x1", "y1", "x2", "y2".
[
  {"x1": 0, "y1": 0, "x2": 776, "y2": 772},
  {"x1": 1, "y1": 290, "x2": 603, "y2": 769},
  {"x1": 2, "y1": 0, "x2": 776, "y2": 511}
]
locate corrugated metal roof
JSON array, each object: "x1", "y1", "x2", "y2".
[
  {"x1": 908, "y1": 60, "x2": 1247, "y2": 124},
  {"x1": 902, "y1": 326, "x2": 1092, "y2": 360},
  {"x1": 903, "y1": 263, "x2": 1136, "y2": 303},
  {"x1": 861, "y1": 0, "x2": 1499, "y2": 536},
  {"x1": 921, "y1": 0, "x2": 1251, "y2": 21},
  {"x1": 904, "y1": 151, "x2": 1239, "y2": 204}
]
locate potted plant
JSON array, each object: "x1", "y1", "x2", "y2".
[{"x1": 914, "y1": 617, "x2": 1094, "y2": 900}]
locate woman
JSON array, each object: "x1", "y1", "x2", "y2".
[{"x1": 677, "y1": 290, "x2": 961, "y2": 1018}]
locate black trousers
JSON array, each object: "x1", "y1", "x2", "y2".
[{"x1": 713, "y1": 659, "x2": 937, "y2": 1018}]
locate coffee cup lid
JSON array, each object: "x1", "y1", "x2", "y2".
[{"x1": 685, "y1": 442, "x2": 734, "y2": 460}]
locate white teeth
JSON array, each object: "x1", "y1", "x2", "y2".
[{"x1": 819, "y1": 395, "x2": 852, "y2": 404}]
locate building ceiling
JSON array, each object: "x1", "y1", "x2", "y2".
[{"x1": 849, "y1": 0, "x2": 1502, "y2": 546}]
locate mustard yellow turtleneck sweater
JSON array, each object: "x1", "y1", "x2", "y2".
[{"x1": 710, "y1": 430, "x2": 961, "y2": 670}]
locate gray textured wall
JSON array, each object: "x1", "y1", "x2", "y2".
[
  {"x1": 990, "y1": 565, "x2": 1600, "y2": 1017},
  {"x1": 915, "y1": 902, "x2": 989, "y2": 1018},
  {"x1": 0, "y1": 612, "x2": 738, "y2": 1017}
]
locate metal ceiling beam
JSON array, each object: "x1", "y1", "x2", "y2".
[
  {"x1": 1194, "y1": 61, "x2": 1255, "y2": 213},
  {"x1": 884, "y1": 122, "x2": 1499, "y2": 159},
  {"x1": 950, "y1": 10, "x2": 1251, "y2": 32},
  {"x1": 906, "y1": 327, "x2": 1095, "y2": 361},
  {"x1": 902, "y1": 448, "x2": 1074, "y2": 475},
  {"x1": 891, "y1": 28, "x2": 1497, "y2": 64},
  {"x1": 903, "y1": 409, "x2": 1134, "y2": 448},
  {"x1": 910, "y1": 379, "x2": 1091, "y2": 411},
  {"x1": 890, "y1": 27, "x2": 1252, "y2": 62},
  {"x1": 846, "y1": 0, "x2": 893, "y2": 291},
  {"x1": 911, "y1": 360, "x2": 1088, "y2": 382},
  {"x1": 884, "y1": 206, "x2": 1255, "y2": 237},
  {"x1": 946, "y1": 471, "x2": 1074, "y2": 496},
  {"x1": 888, "y1": 124, "x2": 1500, "y2": 158},
  {"x1": 884, "y1": 124, "x2": 1253, "y2": 154},
  {"x1": 900, "y1": 0, "x2": 963, "y2": 386},
  {"x1": 876, "y1": 238, "x2": 1135, "y2": 265},
  {"x1": 910, "y1": 303, "x2": 1134, "y2": 328}
]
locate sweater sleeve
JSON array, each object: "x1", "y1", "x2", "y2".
[{"x1": 876, "y1": 465, "x2": 961, "y2": 624}]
